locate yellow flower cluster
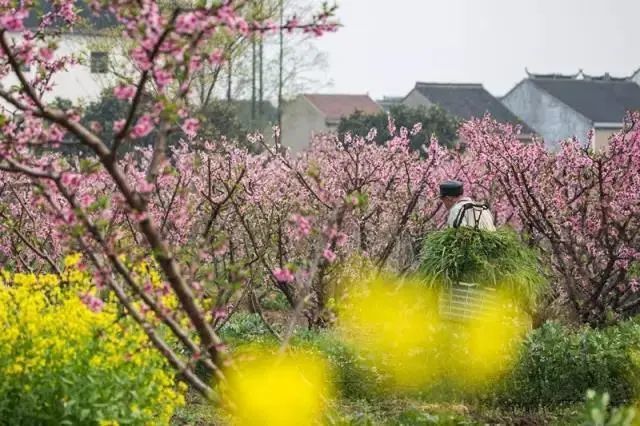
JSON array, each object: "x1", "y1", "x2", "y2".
[{"x1": 0, "y1": 254, "x2": 185, "y2": 425}]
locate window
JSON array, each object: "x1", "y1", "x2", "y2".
[{"x1": 90, "y1": 51, "x2": 108, "y2": 74}]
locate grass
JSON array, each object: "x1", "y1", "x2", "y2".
[{"x1": 172, "y1": 392, "x2": 583, "y2": 425}]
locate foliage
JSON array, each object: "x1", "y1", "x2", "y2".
[
  {"x1": 197, "y1": 100, "x2": 251, "y2": 143},
  {"x1": 338, "y1": 104, "x2": 460, "y2": 150},
  {"x1": 0, "y1": 257, "x2": 185, "y2": 425},
  {"x1": 218, "y1": 312, "x2": 275, "y2": 344},
  {"x1": 418, "y1": 227, "x2": 547, "y2": 307},
  {"x1": 581, "y1": 390, "x2": 637, "y2": 426},
  {"x1": 293, "y1": 330, "x2": 386, "y2": 401},
  {"x1": 494, "y1": 321, "x2": 640, "y2": 407}
]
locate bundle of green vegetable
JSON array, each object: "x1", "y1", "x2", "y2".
[{"x1": 418, "y1": 227, "x2": 547, "y2": 306}]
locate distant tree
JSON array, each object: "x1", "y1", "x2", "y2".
[
  {"x1": 79, "y1": 92, "x2": 275, "y2": 152},
  {"x1": 338, "y1": 104, "x2": 460, "y2": 150}
]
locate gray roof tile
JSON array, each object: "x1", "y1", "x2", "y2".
[
  {"x1": 413, "y1": 82, "x2": 533, "y2": 133},
  {"x1": 530, "y1": 78, "x2": 640, "y2": 123}
]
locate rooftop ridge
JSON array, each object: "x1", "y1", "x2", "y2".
[
  {"x1": 304, "y1": 93, "x2": 372, "y2": 97},
  {"x1": 415, "y1": 82, "x2": 483, "y2": 88},
  {"x1": 525, "y1": 67, "x2": 580, "y2": 80}
]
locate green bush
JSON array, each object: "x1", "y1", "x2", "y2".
[
  {"x1": 493, "y1": 321, "x2": 640, "y2": 407},
  {"x1": 580, "y1": 390, "x2": 637, "y2": 426},
  {"x1": 218, "y1": 312, "x2": 276, "y2": 344},
  {"x1": 293, "y1": 330, "x2": 387, "y2": 401}
]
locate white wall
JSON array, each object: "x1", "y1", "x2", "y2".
[
  {"x1": 502, "y1": 80, "x2": 592, "y2": 150},
  {"x1": 401, "y1": 89, "x2": 432, "y2": 109},
  {"x1": 2, "y1": 32, "x2": 128, "y2": 107},
  {"x1": 280, "y1": 96, "x2": 328, "y2": 152}
]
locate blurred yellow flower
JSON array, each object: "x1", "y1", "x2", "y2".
[
  {"x1": 336, "y1": 272, "x2": 530, "y2": 392},
  {"x1": 224, "y1": 350, "x2": 333, "y2": 426}
]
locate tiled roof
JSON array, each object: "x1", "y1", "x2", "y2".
[
  {"x1": 530, "y1": 78, "x2": 640, "y2": 123},
  {"x1": 304, "y1": 94, "x2": 382, "y2": 121},
  {"x1": 412, "y1": 82, "x2": 534, "y2": 133}
]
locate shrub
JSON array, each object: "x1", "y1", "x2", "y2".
[
  {"x1": 580, "y1": 390, "x2": 637, "y2": 426},
  {"x1": 218, "y1": 312, "x2": 275, "y2": 344},
  {"x1": 493, "y1": 321, "x2": 640, "y2": 407},
  {"x1": 0, "y1": 258, "x2": 185, "y2": 425},
  {"x1": 292, "y1": 330, "x2": 386, "y2": 401}
]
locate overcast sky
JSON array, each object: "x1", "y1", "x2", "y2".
[{"x1": 312, "y1": 0, "x2": 639, "y2": 99}]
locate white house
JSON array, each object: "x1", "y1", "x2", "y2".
[
  {"x1": 2, "y1": 1, "x2": 122, "y2": 107},
  {"x1": 280, "y1": 93, "x2": 382, "y2": 152},
  {"x1": 502, "y1": 70, "x2": 640, "y2": 151}
]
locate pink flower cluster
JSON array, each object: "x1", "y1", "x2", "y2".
[{"x1": 273, "y1": 267, "x2": 294, "y2": 284}]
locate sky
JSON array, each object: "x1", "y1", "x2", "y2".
[{"x1": 312, "y1": 0, "x2": 640, "y2": 99}]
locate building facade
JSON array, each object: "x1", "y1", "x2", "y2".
[
  {"x1": 2, "y1": 1, "x2": 122, "y2": 108},
  {"x1": 280, "y1": 94, "x2": 382, "y2": 152},
  {"x1": 502, "y1": 71, "x2": 640, "y2": 150}
]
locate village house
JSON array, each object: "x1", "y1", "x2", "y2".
[
  {"x1": 280, "y1": 94, "x2": 382, "y2": 152},
  {"x1": 401, "y1": 82, "x2": 535, "y2": 140},
  {"x1": 1, "y1": 1, "x2": 122, "y2": 106},
  {"x1": 502, "y1": 70, "x2": 640, "y2": 150}
]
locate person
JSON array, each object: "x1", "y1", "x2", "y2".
[{"x1": 439, "y1": 180, "x2": 496, "y2": 231}]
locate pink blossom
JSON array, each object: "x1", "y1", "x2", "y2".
[
  {"x1": 387, "y1": 114, "x2": 396, "y2": 135},
  {"x1": 273, "y1": 267, "x2": 294, "y2": 283},
  {"x1": 0, "y1": 9, "x2": 28, "y2": 32},
  {"x1": 176, "y1": 12, "x2": 198, "y2": 33},
  {"x1": 79, "y1": 193, "x2": 95, "y2": 208},
  {"x1": 188, "y1": 56, "x2": 202, "y2": 74},
  {"x1": 81, "y1": 293, "x2": 104, "y2": 313},
  {"x1": 131, "y1": 46, "x2": 151, "y2": 71},
  {"x1": 181, "y1": 118, "x2": 200, "y2": 139},
  {"x1": 113, "y1": 84, "x2": 136, "y2": 101},
  {"x1": 131, "y1": 114, "x2": 154, "y2": 139},
  {"x1": 39, "y1": 47, "x2": 54, "y2": 61},
  {"x1": 48, "y1": 125, "x2": 66, "y2": 143},
  {"x1": 291, "y1": 214, "x2": 312, "y2": 238},
  {"x1": 366, "y1": 128, "x2": 377, "y2": 142},
  {"x1": 89, "y1": 121, "x2": 103, "y2": 133},
  {"x1": 113, "y1": 119, "x2": 126, "y2": 133},
  {"x1": 323, "y1": 248, "x2": 337, "y2": 263},
  {"x1": 208, "y1": 48, "x2": 224, "y2": 64},
  {"x1": 213, "y1": 308, "x2": 228, "y2": 320},
  {"x1": 285, "y1": 17, "x2": 299, "y2": 33},
  {"x1": 335, "y1": 232, "x2": 348, "y2": 247},
  {"x1": 235, "y1": 18, "x2": 249, "y2": 35},
  {"x1": 61, "y1": 172, "x2": 81, "y2": 188},
  {"x1": 153, "y1": 68, "x2": 173, "y2": 90}
]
